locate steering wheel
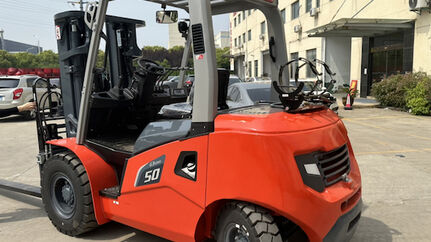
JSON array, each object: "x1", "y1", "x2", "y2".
[{"x1": 137, "y1": 58, "x2": 165, "y2": 75}]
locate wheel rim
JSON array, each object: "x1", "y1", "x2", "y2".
[
  {"x1": 50, "y1": 173, "x2": 76, "y2": 219},
  {"x1": 225, "y1": 223, "x2": 250, "y2": 242}
]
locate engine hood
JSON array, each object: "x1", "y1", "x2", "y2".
[{"x1": 215, "y1": 105, "x2": 341, "y2": 134}]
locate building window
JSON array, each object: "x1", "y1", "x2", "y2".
[
  {"x1": 254, "y1": 60, "x2": 259, "y2": 77},
  {"x1": 306, "y1": 0, "x2": 312, "y2": 12},
  {"x1": 243, "y1": 33, "x2": 246, "y2": 43},
  {"x1": 248, "y1": 30, "x2": 252, "y2": 41},
  {"x1": 306, "y1": 49, "x2": 317, "y2": 78},
  {"x1": 238, "y1": 13, "x2": 241, "y2": 24},
  {"x1": 248, "y1": 10, "x2": 251, "y2": 15},
  {"x1": 291, "y1": 1, "x2": 299, "y2": 20},
  {"x1": 242, "y1": 11, "x2": 246, "y2": 20},
  {"x1": 261, "y1": 21, "x2": 266, "y2": 35},
  {"x1": 238, "y1": 36, "x2": 241, "y2": 45},
  {"x1": 290, "y1": 52, "x2": 299, "y2": 79},
  {"x1": 234, "y1": 38, "x2": 237, "y2": 47},
  {"x1": 317, "y1": 0, "x2": 320, "y2": 8},
  {"x1": 234, "y1": 18, "x2": 237, "y2": 27},
  {"x1": 281, "y1": 8, "x2": 286, "y2": 24},
  {"x1": 248, "y1": 61, "x2": 252, "y2": 77}
]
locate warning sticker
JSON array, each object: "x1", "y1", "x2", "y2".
[{"x1": 55, "y1": 25, "x2": 61, "y2": 40}]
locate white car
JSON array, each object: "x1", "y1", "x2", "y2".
[
  {"x1": 0, "y1": 75, "x2": 55, "y2": 119},
  {"x1": 227, "y1": 81, "x2": 339, "y2": 112}
]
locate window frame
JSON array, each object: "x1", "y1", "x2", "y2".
[
  {"x1": 290, "y1": 52, "x2": 299, "y2": 79},
  {"x1": 281, "y1": 8, "x2": 286, "y2": 24},
  {"x1": 306, "y1": 0, "x2": 312, "y2": 13},
  {"x1": 306, "y1": 49, "x2": 317, "y2": 78},
  {"x1": 291, "y1": 1, "x2": 300, "y2": 20}
]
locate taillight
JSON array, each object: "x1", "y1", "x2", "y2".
[
  {"x1": 185, "y1": 80, "x2": 192, "y2": 85},
  {"x1": 13, "y1": 88, "x2": 23, "y2": 100}
]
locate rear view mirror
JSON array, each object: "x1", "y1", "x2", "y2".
[{"x1": 156, "y1": 10, "x2": 178, "y2": 24}]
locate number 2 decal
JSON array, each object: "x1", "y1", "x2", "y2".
[{"x1": 135, "y1": 155, "x2": 165, "y2": 187}]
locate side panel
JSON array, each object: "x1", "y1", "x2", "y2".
[
  {"x1": 102, "y1": 136, "x2": 208, "y2": 242},
  {"x1": 47, "y1": 138, "x2": 118, "y2": 224},
  {"x1": 206, "y1": 121, "x2": 361, "y2": 242}
]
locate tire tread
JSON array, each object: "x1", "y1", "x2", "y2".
[
  {"x1": 41, "y1": 152, "x2": 98, "y2": 236},
  {"x1": 216, "y1": 202, "x2": 282, "y2": 242}
]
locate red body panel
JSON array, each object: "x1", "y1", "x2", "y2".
[
  {"x1": 48, "y1": 108, "x2": 361, "y2": 242},
  {"x1": 47, "y1": 138, "x2": 118, "y2": 225},
  {"x1": 100, "y1": 136, "x2": 209, "y2": 242},
  {"x1": 208, "y1": 109, "x2": 361, "y2": 241}
]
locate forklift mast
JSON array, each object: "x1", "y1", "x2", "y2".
[{"x1": 54, "y1": 9, "x2": 144, "y2": 138}]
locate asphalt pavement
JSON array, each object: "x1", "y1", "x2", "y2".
[{"x1": 0, "y1": 108, "x2": 430, "y2": 241}]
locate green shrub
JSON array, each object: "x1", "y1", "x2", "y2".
[
  {"x1": 372, "y1": 72, "x2": 428, "y2": 109},
  {"x1": 406, "y1": 81, "x2": 431, "y2": 115}
]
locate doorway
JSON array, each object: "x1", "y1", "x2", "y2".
[{"x1": 371, "y1": 44, "x2": 404, "y2": 84}]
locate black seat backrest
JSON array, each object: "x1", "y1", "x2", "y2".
[{"x1": 217, "y1": 68, "x2": 230, "y2": 110}]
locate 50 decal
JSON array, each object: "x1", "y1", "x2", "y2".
[
  {"x1": 135, "y1": 155, "x2": 165, "y2": 187},
  {"x1": 144, "y1": 168, "x2": 161, "y2": 183}
]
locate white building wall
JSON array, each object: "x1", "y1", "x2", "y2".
[
  {"x1": 215, "y1": 31, "x2": 230, "y2": 48},
  {"x1": 413, "y1": 12, "x2": 431, "y2": 74},
  {"x1": 168, "y1": 23, "x2": 185, "y2": 49},
  {"x1": 230, "y1": 0, "x2": 431, "y2": 91}
]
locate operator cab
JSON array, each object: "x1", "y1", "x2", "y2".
[{"x1": 51, "y1": 8, "x2": 230, "y2": 175}]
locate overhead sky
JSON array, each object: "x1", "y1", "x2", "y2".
[{"x1": 0, "y1": 0, "x2": 230, "y2": 52}]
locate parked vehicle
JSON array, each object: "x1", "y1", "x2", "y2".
[
  {"x1": 228, "y1": 74, "x2": 244, "y2": 86},
  {"x1": 0, "y1": 75, "x2": 56, "y2": 119},
  {"x1": 227, "y1": 82, "x2": 272, "y2": 108},
  {"x1": 246, "y1": 76, "x2": 272, "y2": 82},
  {"x1": 227, "y1": 81, "x2": 339, "y2": 112}
]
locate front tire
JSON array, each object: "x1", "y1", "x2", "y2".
[
  {"x1": 41, "y1": 152, "x2": 98, "y2": 236},
  {"x1": 216, "y1": 202, "x2": 282, "y2": 242}
]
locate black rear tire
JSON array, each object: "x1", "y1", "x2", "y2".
[
  {"x1": 41, "y1": 152, "x2": 98, "y2": 236},
  {"x1": 216, "y1": 202, "x2": 282, "y2": 242}
]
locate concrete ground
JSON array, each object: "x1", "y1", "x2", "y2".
[{"x1": 1, "y1": 108, "x2": 430, "y2": 241}]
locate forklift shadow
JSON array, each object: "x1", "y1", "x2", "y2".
[
  {"x1": 83, "y1": 222, "x2": 169, "y2": 242},
  {"x1": 0, "y1": 189, "x2": 45, "y2": 224},
  {"x1": 351, "y1": 204, "x2": 402, "y2": 242}
]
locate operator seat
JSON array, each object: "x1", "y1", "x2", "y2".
[
  {"x1": 134, "y1": 69, "x2": 230, "y2": 154},
  {"x1": 158, "y1": 69, "x2": 230, "y2": 119}
]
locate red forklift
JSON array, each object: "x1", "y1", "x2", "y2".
[{"x1": 0, "y1": 0, "x2": 362, "y2": 241}]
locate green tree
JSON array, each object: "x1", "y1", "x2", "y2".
[
  {"x1": 35, "y1": 50, "x2": 59, "y2": 68},
  {"x1": 156, "y1": 59, "x2": 171, "y2": 68},
  {"x1": 14, "y1": 52, "x2": 37, "y2": 68},
  {"x1": 0, "y1": 50, "x2": 17, "y2": 68},
  {"x1": 96, "y1": 50, "x2": 105, "y2": 68},
  {"x1": 216, "y1": 47, "x2": 230, "y2": 69}
]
